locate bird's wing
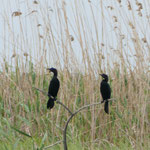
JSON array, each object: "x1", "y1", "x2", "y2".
[
  {"x1": 48, "y1": 77, "x2": 60, "y2": 97},
  {"x1": 100, "y1": 82, "x2": 111, "y2": 100}
]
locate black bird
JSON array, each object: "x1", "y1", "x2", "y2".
[
  {"x1": 100, "y1": 74, "x2": 111, "y2": 114},
  {"x1": 47, "y1": 68, "x2": 60, "y2": 109}
]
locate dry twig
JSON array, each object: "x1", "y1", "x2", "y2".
[{"x1": 33, "y1": 87, "x2": 115, "y2": 150}]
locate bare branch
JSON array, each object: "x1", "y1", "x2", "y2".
[
  {"x1": 33, "y1": 87, "x2": 73, "y2": 115},
  {"x1": 33, "y1": 87, "x2": 115, "y2": 150},
  {"x1": 32, "y1": 87, "x2": 48, "y2": 96},
  {"x1": 56, "y1": 100, "x2": 73, "y2": 115},
  {"x1": 74, "y1": 98, "x2": 115, "y2": 116},
  {"x1": 44, "y1": 140, "x2": 63, "y2": 149},
  {"x1": 63, "y1": 98, "x2": 115, "y2": 150}
]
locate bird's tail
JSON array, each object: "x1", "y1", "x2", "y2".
[
  {"x1": 104, "y1": 100, "x2": 109, "y2": 114},
  {"x1": 47, "y1": 97, "x2": 55, "y2": 109}
]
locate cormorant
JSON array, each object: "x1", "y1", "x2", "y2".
[
  {"x1": 47, "y1": 68, "x2": 60, "y2": 109},
  {"x1": 100, "y1": 74, "x2": 111, "y2": 114}
]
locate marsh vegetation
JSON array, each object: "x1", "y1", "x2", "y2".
[{"x1": 0, "y1": 0, "x2": 149, "y2": 149}]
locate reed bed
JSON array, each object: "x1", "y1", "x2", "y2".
[{"x1": 0, "y1": 0, "x2": 149, "y2": 149}]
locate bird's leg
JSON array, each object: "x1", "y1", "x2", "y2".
[
  {"x1": 101, "y1": 100, "x2": 105, "y2": 103},
  {"x1": 48, "y1": 93, "x2": 51, "y2": 97},
  {"x1": 48, "y1": 94, "x2": 55, "y2": 100}
]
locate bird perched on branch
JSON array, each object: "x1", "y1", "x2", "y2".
[
  {"x1": 100, "y1": 74, "x2": 111, "y2": 114},
  {"x1": 47, "y1": 67, "x2": 60, "y2": 109}
]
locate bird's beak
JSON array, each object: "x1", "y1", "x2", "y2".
[
  {"x1": 100, "y1": 74, "x2": 104, "y2": 78},
  {"x1": 47, "y1": 68, "x2": 51, "y2": 71}
]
